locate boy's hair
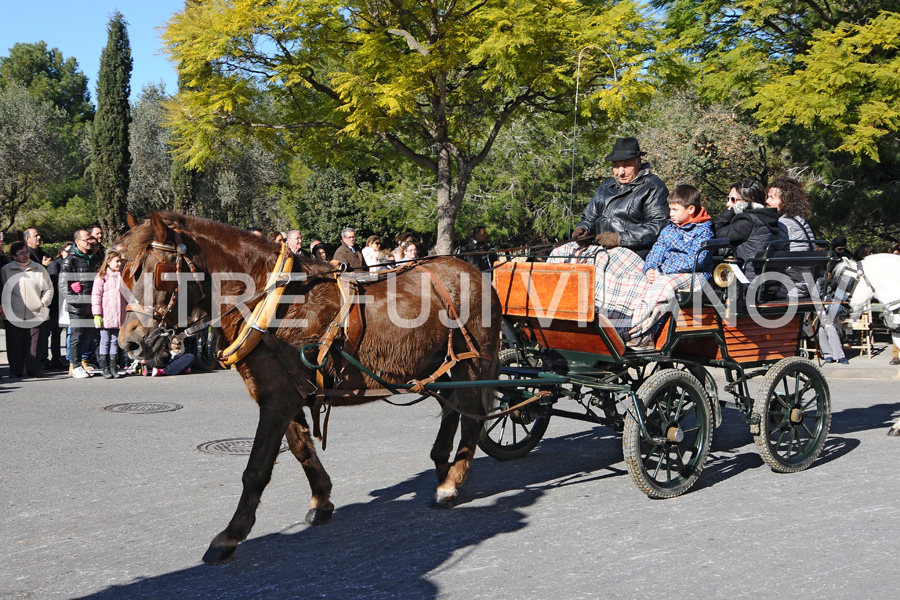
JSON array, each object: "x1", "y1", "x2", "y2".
[
  {"x1": 669, "y1": 184, "x2": 702, "y2": 209},
  {"x1": 97, "y1": 250, "x2": 121, "y2": 279}
]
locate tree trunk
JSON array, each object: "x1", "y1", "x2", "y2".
[{"x1": 434, "y1": 147, "x2": 457, "y2": 255}]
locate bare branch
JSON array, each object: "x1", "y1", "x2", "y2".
[{"x1": 388, "y1": 28, "x2": 429, "y2": 56}]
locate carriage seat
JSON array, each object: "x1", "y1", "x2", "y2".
[{"x1": 675, "y1": 240, "x2": 835, "y2": 315}]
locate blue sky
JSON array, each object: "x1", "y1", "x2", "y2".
[{"x1": 0, "y1": 0, "x2": 186, "y2": 101}]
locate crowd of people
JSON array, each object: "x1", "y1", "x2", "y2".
[
  {"x1": 2, "y1": 138, "x2": 896, "y2": 378},
  {"x1": 0, "y1": 223, "x2": 203, "y2": 380}
]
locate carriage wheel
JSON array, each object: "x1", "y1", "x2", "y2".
[
  {"x1": 623, "y1": 369, "x2": 713, "y2": 499},
  {"x1": 752, "y1": 357, "x2": 831, "y2": 473},
  {"x1": 478, "y1": 348, "x2": 552, "y2": 460}
]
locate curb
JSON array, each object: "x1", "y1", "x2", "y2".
[{"x1": 817, "y1": 364, "x2": 900, "y2": 381}]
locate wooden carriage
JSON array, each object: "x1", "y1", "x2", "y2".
[{"x1": 485, "y1": 248, "x2": 834, "y2": 499}]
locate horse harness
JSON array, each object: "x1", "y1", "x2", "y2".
[
  {"x1": 834, "y1": 259, "x2": 900, "y2": 331},
  {"x1": 308, "y1": 263, "x2": 492, "y2": 448},
  {"x1": 124, "y1": 232, "x2": 204, "y2": 334}
]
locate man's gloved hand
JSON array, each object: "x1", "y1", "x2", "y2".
[
  {"x1": 94, "y1": 315, "x2": 103, "y2": 328},
  {"x1": 572, "y1": 225, "x2": 589, "y2": 240},
  {"x1": 70, "y1": 281, "x2": 82, "y2": 294},
  {"x1": 594, "y1": 232, "x2": 620, "y2": 248}
]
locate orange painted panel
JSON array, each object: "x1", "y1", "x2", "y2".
[{"x1": 493, "y1": 262, "x2": 595, "y2": 322}]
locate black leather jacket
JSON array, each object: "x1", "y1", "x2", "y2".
[
  {"x1": 61, "y1": 248, "x2": 101, "y2": 316},
  {"x1": 576, "y1": 166, "x2": 669, "y2": 256},
  {"x1": 712, "y1": 205, "x2": 781, "y2": 277}
]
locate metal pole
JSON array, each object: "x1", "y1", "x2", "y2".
[
  {"x1": 569, "y1": 46, "x2": 600, "y2": 238},
  {"x1": 568, "y1": 45, "x2": 618, "y2": 238}
]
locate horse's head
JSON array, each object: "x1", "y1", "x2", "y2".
[{"x1": 119, "y1": 211, "x2": 210, "y2": 364}]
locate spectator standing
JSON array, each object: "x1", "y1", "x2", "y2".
[
  {"x1": 285, "y1": 230, "x2": 308, "y2": 257},
  {"x1": 62, "y1": 229, "x2": 101, "y2": 378},
  {"x1": 44, "y1": 242, "x2": 71, "y2": 369},
  {"x1": 23, "y1": 228, "x2": 51, "y2": 267},
  {"x1": 457, "y1": 226, "x2": 496, "y2": 271},
  {"x1": 1, "y1": 241, "x2": 53, "y2": 378},
  {"x1": 362, "y1": 236, "x2": 383, "y2": 272},
  {"x1": 400, "y1": 240, "x2": 419, "y2": 261},
  {"x1": 91, "y1": 250, "x2": 127, "y2": 379},
  {"x1": 88, "y1": 223, "x2": 105, "y2": 261},
  {"x1": 23, "y1": 228, "x2": 53, "y2": 368},
  {"x1": 333, "y1": 227, "x2": 367, "y2": 269},
  {"x1": 310, "y1": 241, "x2": 329, "y2": 262}
]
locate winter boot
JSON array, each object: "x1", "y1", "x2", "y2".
[
  {"x1": 110, "y1": 354, "x2": 123, "y2": 378},
  {"x1": 99, "y1": 355, "x2": 114, "y2": 379}
]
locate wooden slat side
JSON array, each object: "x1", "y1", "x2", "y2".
[
  {"x1": 493, "y1": 262, "x2": 595, "y2": 322},
  {"x1": 721, "y1": 315, "x2": 801, "y2": 363},
  {"x1": 517, "y1": 317, "x2": 616, "y2": 356}
]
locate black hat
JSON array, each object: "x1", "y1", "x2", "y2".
[{"x1": 604, "y1": 137, "x2": 647, "y2": 162}]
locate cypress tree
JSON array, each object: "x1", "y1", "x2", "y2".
[{"x1": 92, "y1": 11, "x2": 132, "y2": 238}]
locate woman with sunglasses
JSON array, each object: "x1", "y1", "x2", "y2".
[{"x1": 711, "y1": 179, "x2": 781, "y2": 278}]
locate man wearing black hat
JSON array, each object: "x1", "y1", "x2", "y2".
[{"x1": 571, "y1": 136, "x2": 669, "y2": 258}]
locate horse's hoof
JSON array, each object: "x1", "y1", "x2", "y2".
[
  {"x1": 305, "y1": 507, "x2": 334, "y2": 525},
  {"x1": 433, "y1": 489, "x2": 457, "y2": 508},
  {"x1": 202, "y1": 543, "x2": 236, "y2": 565},
  {"x1": 887, "y1": 428, "x2": 900, "y2": 437}
]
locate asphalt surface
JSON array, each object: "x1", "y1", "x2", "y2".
[{"x1": 2, "y1": 344, "x2": 900, "y2": 600}]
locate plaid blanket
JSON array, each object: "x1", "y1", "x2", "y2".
[
  {"x1": 628, "y1": 272, "x2": 695, "y2": 338},
  {"x1": 549, "y1": 244, "x2": 647, "y2": 331},
  {"x1": 549, "y1": 243, "x2": 698, "y2": 339}
]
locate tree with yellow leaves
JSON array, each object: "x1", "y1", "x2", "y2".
[{"x1": 162, "y1": 0, "x2": 668, "y2": 253}]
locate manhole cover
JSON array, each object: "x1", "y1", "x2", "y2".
[
  {"x1": 197, "y1": 438, "x2": 290, "y2": 456},
  {"x1": 103, "y1": 402, "x2": 184, "y2": 414}
]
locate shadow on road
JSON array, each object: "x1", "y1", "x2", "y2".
[
  {"x1": 830, "y1": 401, "x2": 900, "y2": 435},
  {"x1": 74, "y1": 471, "x2": 543, "y2": 600}
]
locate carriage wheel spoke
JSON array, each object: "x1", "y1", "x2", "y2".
[
  {"x1": 800, "y1": 394, "x2": 820, "y2": 412},
  {"x1": 674, "y1": 387, "x2": 687, "y2": 421},
  {"x1": 484, "y1": 416, "x2": 503, "y2": 436},
  {"x1": 801, "y1": 422, "x2": 816, "y2": 439}
]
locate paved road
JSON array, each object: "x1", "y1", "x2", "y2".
[{"x1": 2, "y1": 365, "x2": 900, "y2": 600}]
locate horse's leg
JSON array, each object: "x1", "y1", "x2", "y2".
[
  {"x1": 889, "y1": 332, "x2": 900, "y2": 437},
  {"x1": 202, "y1": 403, "x2": 294, "y2": 564},
  {"x1": 284, "y1": 412, "x2": 334, "y2": 523},
  {"x1": 433, "y1": 387, "x2": 485, "y2": 507},
  {"x1": 430, "y1": 404, "x2": 461, "y2": 485}
]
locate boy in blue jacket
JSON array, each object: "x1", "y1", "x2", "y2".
[{"x1": 629, "y1": 184, "x2": 714, "y2": 341}]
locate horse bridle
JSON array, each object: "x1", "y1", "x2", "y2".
[{"x1": 124, "y1": 232, "x2": 205, "y2": 337}]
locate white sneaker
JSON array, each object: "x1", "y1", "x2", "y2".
[{"x1": 72, "y1": 366, "x2": 90, "y2": 379}]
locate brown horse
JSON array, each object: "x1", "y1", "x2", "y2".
[{"x1": 119, "y1": 212, "x2": 501, "y2": 564}]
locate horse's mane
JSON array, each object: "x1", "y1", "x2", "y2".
[
  {"x1": 123, "y1": 212, "x2": 278, "y2": 274},
  {"x1": 123, "y1": 211, "x2": 337, "y2": 281}
]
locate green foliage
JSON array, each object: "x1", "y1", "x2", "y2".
[
  {"x1": 288, "y1": 165, "x2": 379, "y2": 246},
  {"x1": 128, "y1": 83, "x2": 174, "y2": 214},
  {"x1": 0, "y1": 41, "x2": 94, "y2": 122},
  {"x1": 91, "y1": 12, "x2": 133, "y2": 239},
  {"x1": 637, "y1": 91, "x2": 788, "y2": 213},
  {"x1": 748, "y1": 12, "x2": 900, "y2": 163},
  {"x1": 16, "y1": 195, "x2": 98, "y2": 243},
  {"x1": 162, "y1": 0, "x2": 667, "y2": 253},
  {"x1": 0, "y1": 83, "x2": 69, "y2": 233}
]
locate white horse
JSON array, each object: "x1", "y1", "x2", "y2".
[{"x1": 840, "y1": 253, "x2": 900, "y2": 435}]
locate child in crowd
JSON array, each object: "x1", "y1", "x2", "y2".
[
  {"x1": 91, "y1": 250, "x2": 126, "y2": 379},
  {"x1": 629, "y1": 184, "x2": 714, "y2": 340},
  {"x1": 151, "y1": 338, "x2": 195, "y2": 376}
]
